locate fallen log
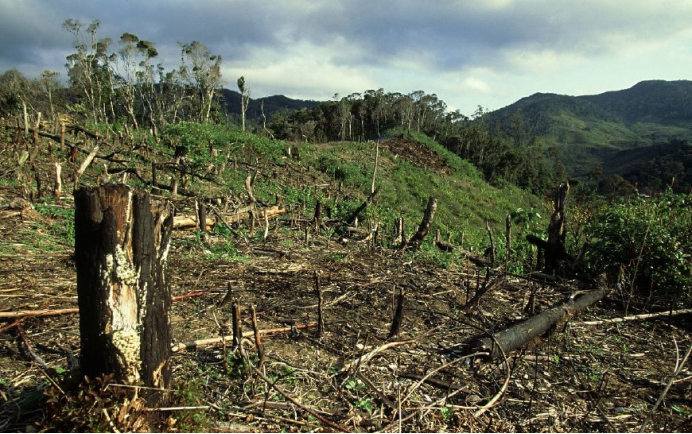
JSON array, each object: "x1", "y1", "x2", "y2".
[
  {"x1": 467, "y1": 289, "x2": 606, "y2": 360},
  {"x1": 172, "y1": 215, "x2": 215, "y2": 230},
  {"x1": 172, "y1": 205, "x2": 286, "y2": 230}
]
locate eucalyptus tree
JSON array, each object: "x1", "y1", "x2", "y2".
[
  {"x1": 63, "y1": 19, "x2": 115, "y2": 124},
  {"x1": 38, "y1": 70, "x2": 61, "y2": 121},
  {"x1": 179, "y1": 41, "x2": 223, "y2": 123},
  {"x1": 117, "y1": 32, "x2": 160, "y2": 134}
]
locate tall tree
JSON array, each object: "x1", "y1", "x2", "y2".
[
  {"x1": 38, "y1": 70, "x2": 60, "y2": 121},
  {"x1": 237, "y1": 76, "x2": 250, "y2": 131},
  {"x1": 179, "y1": 41, "x2": 222, "y2": 123}
]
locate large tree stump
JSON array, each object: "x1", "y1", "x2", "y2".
[{"x1": 74, "y1": 183, "x2": 173, "y2": 403}]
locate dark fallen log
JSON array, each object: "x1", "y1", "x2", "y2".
[{"x1": 467, "y1": 289, "x2": 606, "y2": 360}]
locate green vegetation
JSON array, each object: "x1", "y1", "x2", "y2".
[
  {"x1": 583, "y1": 190, "x2": 692, "y2": 300},
  {"x1": 484, "y1": 81, "x2": 692, "y2": 178}
]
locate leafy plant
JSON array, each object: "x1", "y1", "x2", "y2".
[
  {"x1": 583, "y1": 190, "x2": 692, "y2": 299},
  {"x1": 354, "y1": 396, "x2": 374, "y2": 414}
]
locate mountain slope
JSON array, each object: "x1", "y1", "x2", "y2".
[{"x1": 484, "y1": 80, "x2": 692, "y2": 177}]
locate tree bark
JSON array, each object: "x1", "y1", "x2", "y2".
[{"x1": 74, "y1": 184, "x2": 173, "y2": 404}]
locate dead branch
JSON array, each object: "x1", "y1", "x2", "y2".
[
  {"x1": 580, "y1": 308, "x2": 692, "y2": 326},
  {"x1": 640, "y1": 341, "x2": 692, "y2": 432},
  {"x1": 0, "y1": 307, "x2": 79, "y2": 319},
  {"x1": 346, "y1": 185, "x2": 380, "y2": 226},
  {"x1": 339, "y1": 339, "x2": 414, "y2": 374},
  {"x1": 460, "y1": 274, "x2": 506, "y2": 313}
]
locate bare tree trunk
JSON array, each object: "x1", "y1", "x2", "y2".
[{"x1": 74, "y1": 184, "x2": 173, "y2": 405}]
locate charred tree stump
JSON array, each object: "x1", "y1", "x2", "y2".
[
  {"x1": 393, "y1": 217, "x2": 406, "y2": 248},
  {"x1": 468, "y1": 289, "x2": 606, "y2": 360},
  {"x1": 388, "y1": 287, "x2": 405, "y2": 339},
  {"x1": 526, "y1": 182, "x2": 570, "y2": 274},
  {"x1": 196, "y1": 199, "x2": 207, "y2": 243},
  {"x1": 74, "y1": 184, "x2": 173, "y2": 404},
  {"x1": 346, "y1": 186, "x2": 380, "y2": 226},
  {"x1": 232, "y1": 302, "x2": 242, "y2": 348},
  {"x1": 314, "y1": 271, "x2": 325, "y2": 337},
  {"x1": 546, "y1": 182, "x2": 570, "y2": 272},
  {"x1": 403, "y1": 196, "x2": 437, "y2": 251}
]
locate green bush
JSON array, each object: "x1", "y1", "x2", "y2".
[{"x1": 583, "y1": 191, "x2": 692, "y2": 297}]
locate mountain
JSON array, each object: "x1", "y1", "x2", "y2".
[
  {"x1": 219, "y1": 89, "x2": 321, "y2": 121},
  {"x1": 484, "y1": 80, "x2": 692, "y2": 177}
]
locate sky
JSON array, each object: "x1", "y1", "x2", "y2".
[{"x1": 1, "y1": 0, "x2": 692, "y2": 116}]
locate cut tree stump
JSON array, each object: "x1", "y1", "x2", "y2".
[
  {"x1": 467, "y1": 289, "x2": 606, "y2": 360},
  {"x1": 74, "y1": 183, "x2": 173, "y2": 404}
]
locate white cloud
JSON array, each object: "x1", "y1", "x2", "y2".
[{"x1": 222, "y1": 40, "x2": 376, "y2": 100}]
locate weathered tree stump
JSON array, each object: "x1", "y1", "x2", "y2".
[
  {"x1": 527, "y1": 182, "x2": 570, "y2": 273},
  {"x1": 74, "y1": 183, "x2": 173, "y2": 404}
]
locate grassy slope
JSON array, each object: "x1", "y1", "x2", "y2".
[
  {"x1": 0, "y1": 124, "x2": 542, "y2": 264},
  {"x1": 295, "y1": 131, "x2": 541, "y2": 251}
]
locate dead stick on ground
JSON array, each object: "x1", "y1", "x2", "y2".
[
  {"x1": 580, "y1": 308, "x2": 692, "y2": 326},
  {"x1": 339, "y1": 340, "x2": 414, "y2": 374},
  {"x1": 356, "y1": 371, "x2": 404, "y2": 416},
  {"x1": 402, "y1": 351, "x2": 485, "y2": 410},
  {"x1": 0, "y1": 308, "x2": 79, "y2": 319},
  {"x1": 235, "y1": 336, "x2": 349, "y2": 432},
  {"x1": 315, "y1": 271, "x2": 324, "y2": 337},
  {"x1": 171, "y1": 322, "x2": 317, "y2": 353}
]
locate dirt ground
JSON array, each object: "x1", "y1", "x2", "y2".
[
  {"x1": 1, "y1": 195, "x2": 691, "y2": 432},
  {"x1": 0, "y1": 135, "x2": 691, "y2": 432}
]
